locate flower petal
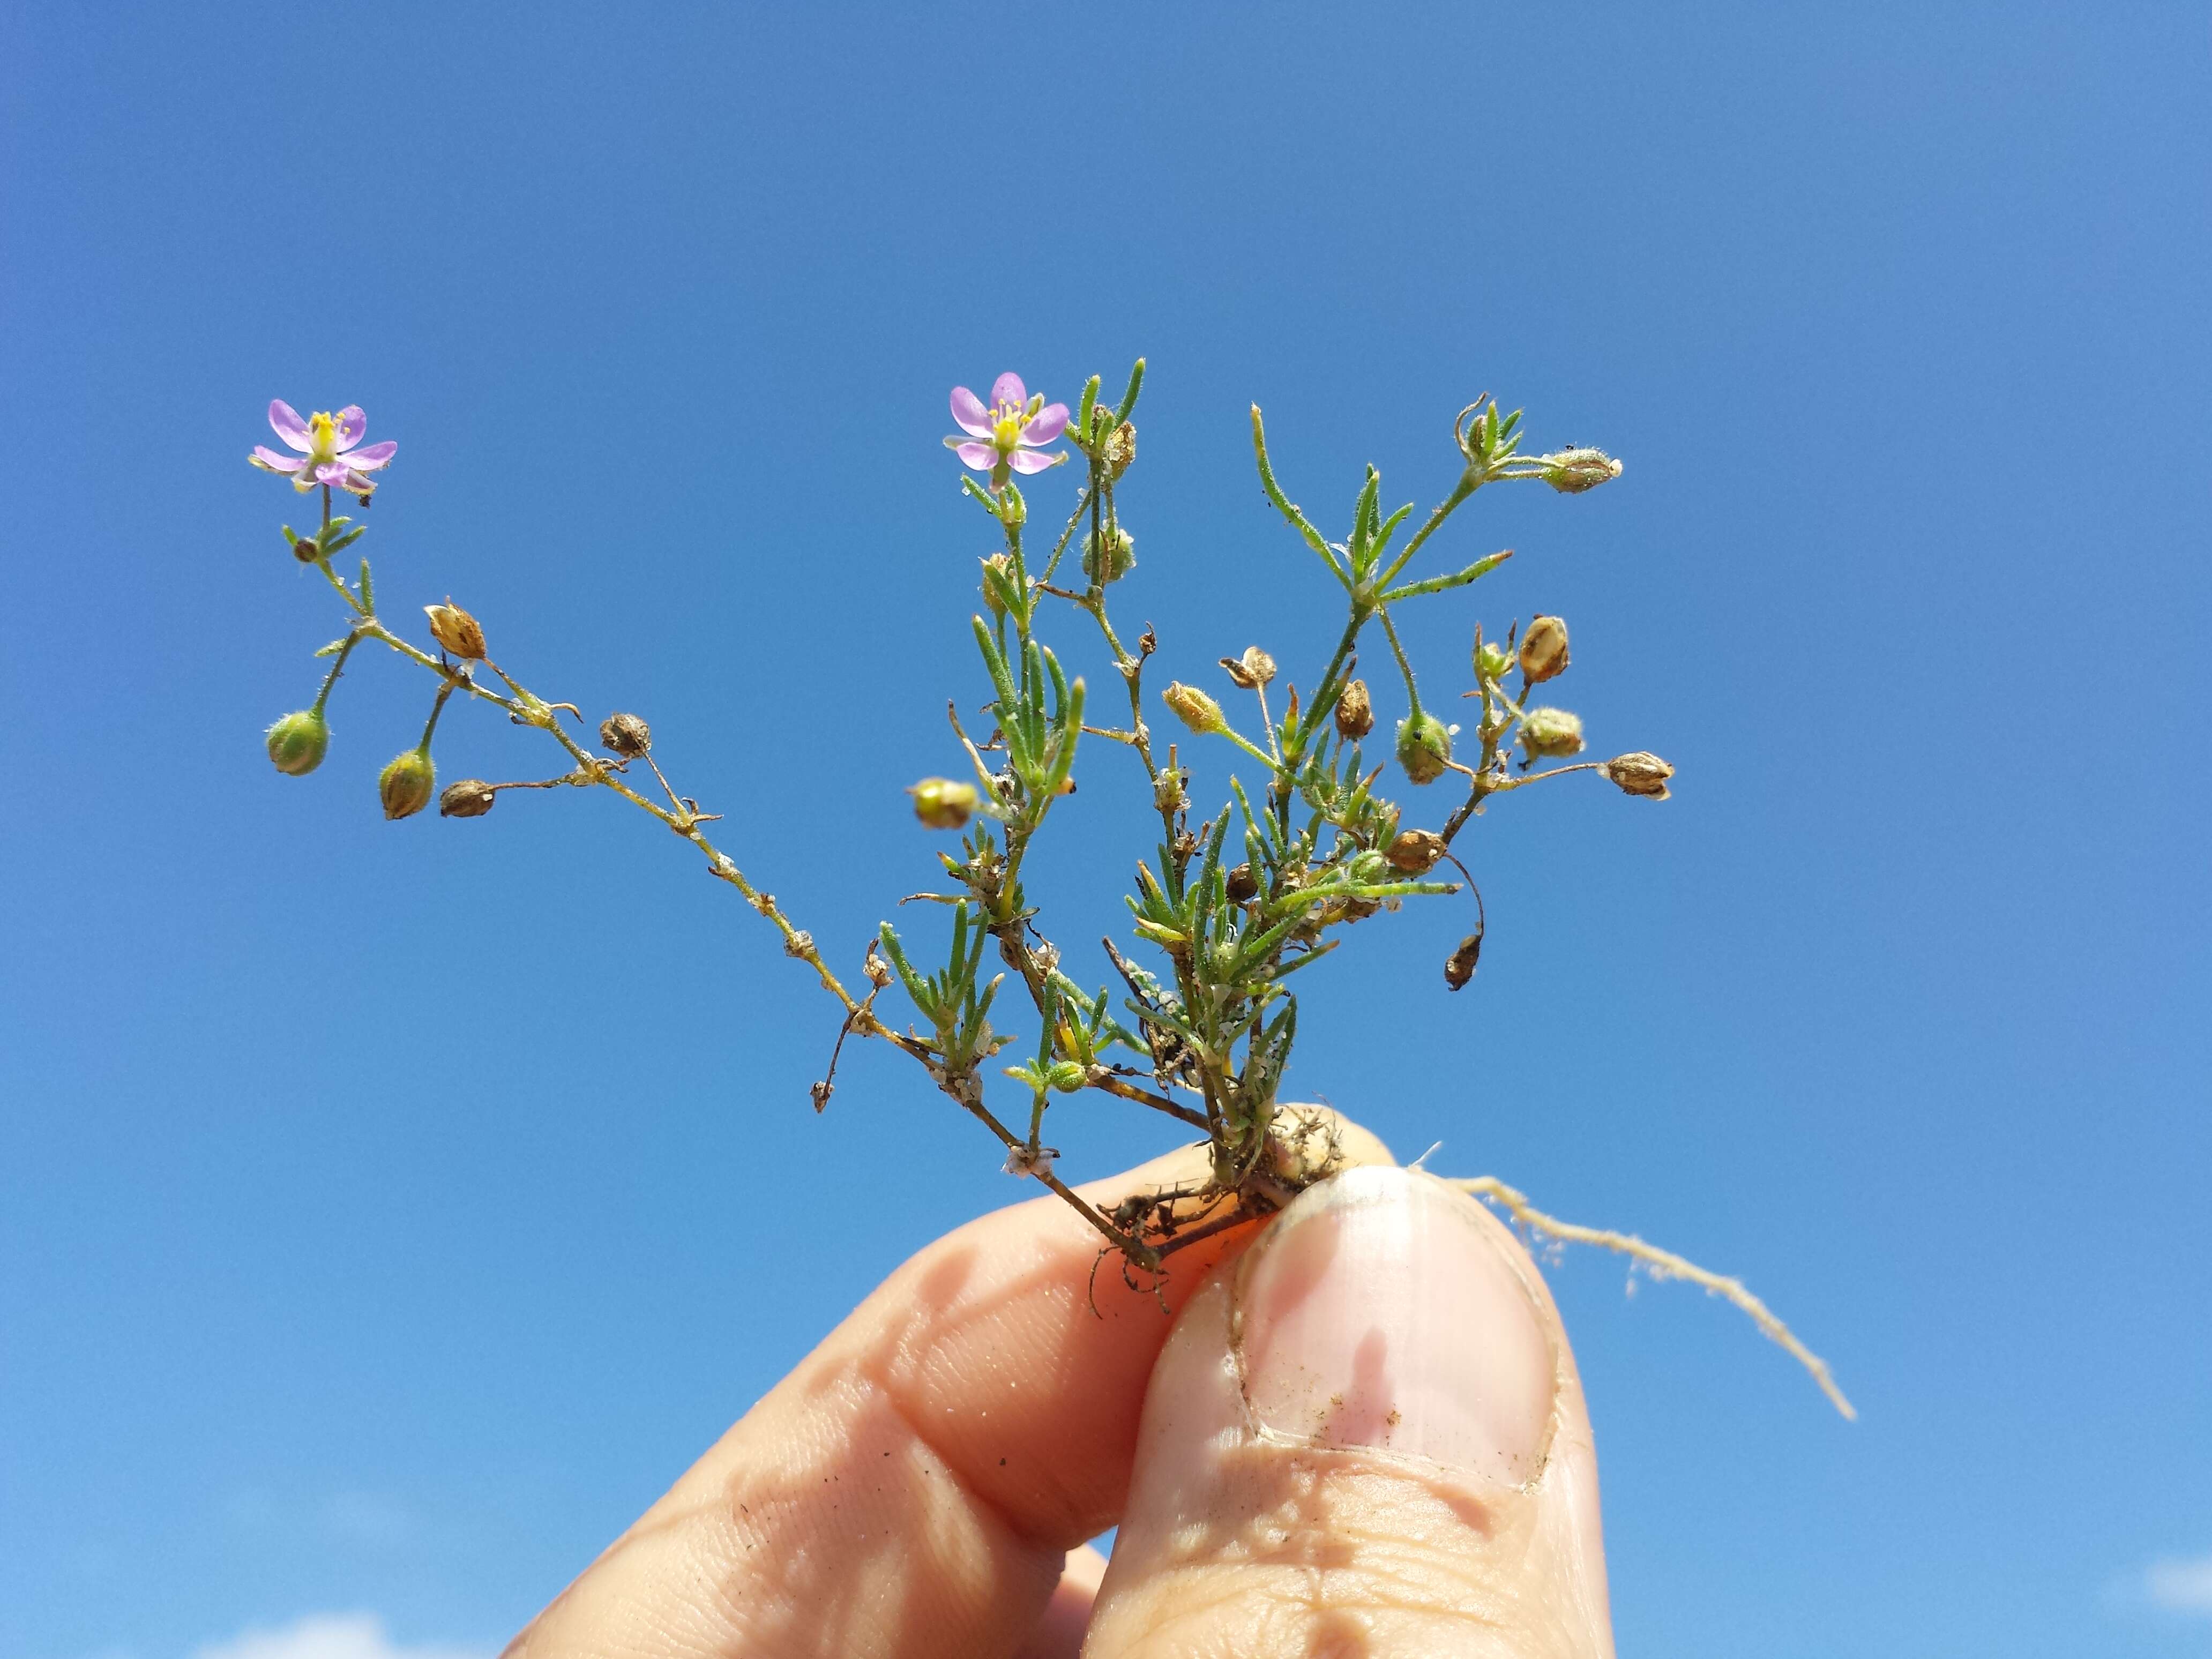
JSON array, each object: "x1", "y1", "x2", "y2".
[
  {"x1": 950, "y1": 386, "x2": 993, "y2": 438},
  {"x1": 341, "y1": 470, "x2": 378, "y2": 495},
  {"x1": 1006, "y1": 447, "x2": 1065, "y2": 474},
  {"x1": 269, "y1": 400, "x2": 312, "y2": 452},
  {"x1": 333, "y1": 406, "x2": 367, "y2": 448},
  {"x1": 1021, "y1": 402, "x2": 1069, "y2": 446},
  {"x1": 953, "y1": 440, "x2": 999, "y2": 472},
  {"x1": 989, "y1": 371, "x2": 1027, "y2": 410},
  {"x1": 340, "y1": 439, "x2": 397, "y2": 469},
  {"x1": 313, "y1": 461, "x2": 352, "y2": 485},
  {"x1": 251, "y1": 445, "x2": 307, "y2": 473}
]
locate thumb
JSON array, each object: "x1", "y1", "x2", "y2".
[{"x1": 1084, "y1": 1164, "x2": 1614, "y2": 1658}]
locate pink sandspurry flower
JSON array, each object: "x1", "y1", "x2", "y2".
[
  {"x1": 946, "y1": 373, "x2": 1069, "y2": 477},
  {"x1": 249, "y1": 401, "x2": 399, "y2": 496}
]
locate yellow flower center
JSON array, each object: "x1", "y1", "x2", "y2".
[{"x1": 307, "y1": 410, "x2": 340, "y2": 464}]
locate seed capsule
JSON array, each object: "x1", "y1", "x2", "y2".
[
  {"x1": 1518, "y1": 615, "x2": 1570, "y2": 684},
  {"x1": 423, "y1": 601, "x2": 487, "y2": 661},
  {"x1": 1396, "y1": 711, "x2": 1453, "y2": 784},
  {"x1": 1385, "y1": 828, "x2": 1448, "y2": 874},
  {"x1": 1334, "y1": 678, "x2": 1374, "y2": 741},
  {"x1": 1081, "y1": 526, "x2": 1136, "y2": 585},
  {"x1": 379, "y1": 747, "x2": 435, "y2": 820},
  {"x1": 265, "y1": 709, "x2": 330, "y2": 776},
  {"x1": 1163, "y1": 682, "x2": 1226, "y2": 735},
  {"x1": 1541, "y1": 447, "x2": 1623, "y2": 493},
  {"x1": 1519, "y1": 707, "x2": 1586, "y2": 761},
  {"x1": 439, "y1": 779, "x2": 497, "y2": 818},
  {"x1": 1601, "y1": 751, "x2": 1675, "y2": 799},
  {"x1": 1444, "y1": 929, "x2": 1483, "y2": 991},
  {"x1": 599, "y1": 712, "x2": 652, "y2": 757},
  {"x1": 1225, "y1": 862, "x2": 1259, "y2": 902},
  {"x1": 292, "y1": 537, "x2": 320, "y2": 564},
  {"x1": 1104, "y1": 420, "x2": 1137, "y2": 479},
  {"x1": 908, "y1": 776, "x2": 978, "y2": 829}
]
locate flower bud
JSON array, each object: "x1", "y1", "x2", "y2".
[
  {"x1": 1520, "y1": 706, "x2": 1586, "y2": 760},
  {"x1": 1396, "y1": 711, "x2": 1453, "y2": 784},
  {"x1": 599, "y1": 712, "x2": 651, "y2": 757},
  {"x1": 1518, "y1": 614, "x2": 1569, "y2": 684},
  {"x1": 1225, "y1": 862, "x2": 1259, "y2": 902},
  {"x1": 980, "y1": 551, "x2": 1017, "y2": 618},
  {"x1": 908, "y1": 776, "x2": 978, "y2": 829},
  {"x1": 265, "y1": 709, "x2": 329, "y2": 776},
  {"x1": 378, "y1": 747, "x2": 435, "y2": 820},
  {"x1": 423, "y1": 601, "x2": 487, "y2": 661},
  {"x1": 292, "y1": 537, "x2": 320, "y2": 564},
  {"x1": 1163, "y1": 682, "x2": 1225, "y2": 735},
  {"x1": 1385, "y1": 828, "x2": 1448, "y2": 874},
  {"x1": 1080, "y1": 525, "x2": 1136, "y2": 585},
  {"x1": 1540, "y1": 447, "x2": 1623, "y2": 494},
  {"x1": 1600, "y1": 751, "x2": 1675, "y2": 800},
  {"x1": 1334, "y1": 678, "x2": 1374, "y2": 741},
  {"x1": 439, "y1": 779, "x2": 497, "y2": 818}
]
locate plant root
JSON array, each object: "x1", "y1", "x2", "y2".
[{"x1": 1453, "y1": 1175, "x2": 1857, "y2": 1421}]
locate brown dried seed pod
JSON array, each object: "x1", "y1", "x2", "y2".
[
  {"x1": 1225, "y1": 862, "x2": 1259, "y2": 902},
  {"x1": 1334, "y1": 678, "x2": 1374, "y2": 741},
  {"x1": 292, "y1": 537, "x2": 321, "y2": 564},
  {"x1": 1518, "y1": 614, "x2": 1570, "y2": 684},
  {"x1": 438, "y1": 779, "x2": 497, "y2": 819},
  {"x1": 424, "y1": 601, "x2": 487, "y2": 661},
  {"x1": 1444, "y1": 930, "x2": 1484, "y2": 990},
  {"x1": 1600, "y1": 751, "x2": 1675, "y2": 799},
  {"x1": 599, "y1": 712, "x2": 652, "y2": 757},
  {"x1": 1385, "y1": 828, "x2": 1448, "y2": 874}
]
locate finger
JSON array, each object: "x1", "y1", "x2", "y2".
[
  {"x1": 506, "y1": 1114, "x2": 1393, "y2": 1659},
  {"x1": 1011, "y1": 1543, "x2": 1108, "y2": 1659},
  {"x1": 1086, "y1": 1165, "x2": 1612, "y2": 1659}
]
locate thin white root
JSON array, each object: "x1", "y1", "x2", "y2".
[{"x1": 1453, "y1": 1175, "x2": 1857, "y2": 1421}]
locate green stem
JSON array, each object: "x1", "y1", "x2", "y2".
[
  {"x1": 1378, "y1": 608, "x2": 1422, "y2": 717},
  {"x1": 309, "y1": 634, "x2": 360, "y2": 715}
]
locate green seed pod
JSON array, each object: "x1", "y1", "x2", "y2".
[
  {"x1": 908, "y1": 776, "x2": 978, "y2": 829},
  {"x1": 265, "y1": 709, "x2": 330, "y2": 776},
  {"x1": 379, "y1": 746, "x2": 435, "y2": 820},
  {"x1": 1081, "y1": 525, "x2": 1136, "y2": 585},
  {"x1": 1395, "y1": 711, "x2": 1453, "y2": 784},
  {"x1": 1518, "y1": 615, "x2": 1570, "y2": 684},
  {"x1": 1163, "y1": 682, "x2": 1226, "y2": 735},
  {"x1": 1474, "y1": 638, "x2": 1514, "y2": 683},
  {"x1": 1520, "y1": 706, "x2": 1586, "y2": 761}
]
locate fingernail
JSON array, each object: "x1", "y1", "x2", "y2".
[{"x1": 1233, "y1": 1164, "x2": 1557, "y2": 1484}]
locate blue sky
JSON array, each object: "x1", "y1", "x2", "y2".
[{"x1": 2, "y1": 4, "x2": 2208, "y2": 1655}]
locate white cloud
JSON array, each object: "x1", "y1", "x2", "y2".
[
  {"x1": 2145, "y1": 1552, "x2": 2212, "y2": 1616},
  {"x1": 192, "y1": 1613, "x2": 488, "y2": 1659}
]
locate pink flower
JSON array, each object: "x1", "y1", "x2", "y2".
[
  {"x1": 249, "y1": 401, "x2": 398, "y2": 496},
  {"x1": 946, "y1": 373, "x2": 1068, "y2": 477}
]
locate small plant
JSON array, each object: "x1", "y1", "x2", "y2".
[{"x1": 249, "y1": 365, "x2": 1851, "y2": 1417}]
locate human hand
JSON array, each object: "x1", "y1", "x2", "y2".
[{"x1": 504, "y1": 1123, "x2": 1613, "y2": 1658}]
